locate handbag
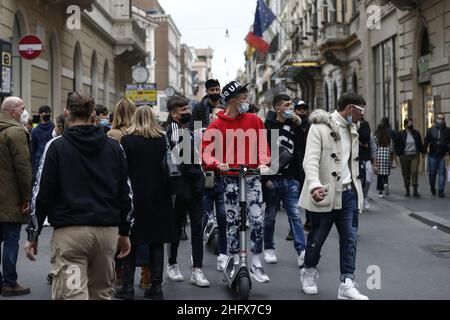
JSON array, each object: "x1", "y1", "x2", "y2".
[{"x1": 162, "y1": 134, "x2": 182, "y2": 193}]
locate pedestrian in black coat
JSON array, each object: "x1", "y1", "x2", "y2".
[{"x1": 115, "y1": 105, "x2": 175, "y2": 300}]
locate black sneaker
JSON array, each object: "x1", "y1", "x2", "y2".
[
  {"x1": 46, "y1": 273, "x2": 52, "y2": 285},
  {"x1": 144, "y1": 285, "x2": 163, "y2": 300},
  {"x1": 431, "y1": 188, "x2": 437, "y2": 196},
  {"x1": 438, "y1": 191, "x2": 445, "y2": 198},
  {"x1": 114, "y1": 286, "x2": 134, "y2": 300},
  {"x1": 285, "y1": 230, "x2": 293, "y2": 241}
]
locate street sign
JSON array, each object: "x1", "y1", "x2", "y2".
[
  {"x1": 18, "y1": 35, "x2": 43, "y2": 60},
  {"x1": 0, "y1": 40, "x2": 12, "y2": 95},
  {"x1": 126, "y1": 83, "x2": 157, "y2": 105}
]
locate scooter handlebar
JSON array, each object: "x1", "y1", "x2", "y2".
[{"x1": 225, "y1": 167, "x2": 260, "y2": 174}]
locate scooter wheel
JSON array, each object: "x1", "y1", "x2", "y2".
[
  {"x1": 237, "y1": 276, "x2": 251, "y2": 300},
  {"x1": 212, "y1": 230, "x2": 219, "y2": 256}
]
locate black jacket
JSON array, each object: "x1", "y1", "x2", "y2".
[
  {"x1": 166, "y1": 121, "x2": 204, "y2": 183},
  {"x1": 396, "y1": 129, "x2": 424, "y2": 156},
  {"x1": 424, "y1": 125, "x2": 450, "y2": 157},
  {"x1": 26, "y1": 125, "x2": 133, "y2": 241},
  {"x1": 189, "y1": 95, "x2": 226, "y2": 130},
  {"x1": 121, "y1": 134, "x2": 174, "y2": 244},
  {"x1": 264, "y1": 111, "x2": 305, "y2": 182}
]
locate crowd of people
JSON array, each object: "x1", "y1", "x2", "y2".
[{"x1": 0, "y1": 77, "x2": 449, "y2": 301}]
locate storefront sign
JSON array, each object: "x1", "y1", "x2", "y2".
[
  {"x1": 417, "y1": 54, "x2": 430, "y2": 84},
  {"x1": 125, "y1": 83, "x2": 157, "y2": 105},
  {"x1": 0, "y1": 40, "x2": 12, "y2": 94}
]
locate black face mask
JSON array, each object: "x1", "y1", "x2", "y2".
[
  {"x1": 43, "y1": 114, "x2": 51, "y2": 122},
  {"x1": 179, "y1": 113, "x2": 191, "y2": 124},
  {"x1": 209, "y1": 94, "x2": 221, "y2": 102},
  {"x1": 407, "y1": 125, "x2": 413, "y2": 130}
]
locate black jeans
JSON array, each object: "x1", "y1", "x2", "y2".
[
  {"x1": 377, "y1": 175, "x2": 389, "y2": 192},
  {"x1": 122, "y1": 243, "x2": 164, "y2": 288},
  {"x1": 169, "y1": 183, "x2": 204, "y2": 268}
]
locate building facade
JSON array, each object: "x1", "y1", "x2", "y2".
[
  {"x1": 180, "y1": 44, "x2": 193, "y2": 98},
  {"x1": 192, "y1": 47, "x2": 214, "y2": 102},
  {"x1": 0, "y1": 0, "x2": 146, "y2": 115}
]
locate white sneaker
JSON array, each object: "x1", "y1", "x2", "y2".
[
  {"x1": 384, "y1": 184, "x2": 390, "y2": 196},
  {"x1": 190, "y1": 268, "x2": 210, "y2": 287},
  {"x1": 263, "y1": 249, "x2": 277, "y2": 264},
  {"x1": 43, "y1": 217, "x2": 50, "y2": 227},
  {"x1": 297, "y1": 250, "x2": 305, "y2": 267},
  {"x1": 217, "y1": 254, "x2": 228, "y2": 271},
  {"x1": 363, "y1": 199, "x2": 370, "y2": 209},
  {"x1": 300, "y1": 268, "x2": 318, "y2": 295},
  {"x1": 166, "y1": 264, "x2": 184, "y2": 282},
  {"x1": 378, "y1": 193, "x2": 384, "y2": 198},
  {"x1": 337, "y1": 278, "x2": 369, "y2": 300},
  {"x1": 250, "y1": 265, "x2": 270, "y2": 283}
]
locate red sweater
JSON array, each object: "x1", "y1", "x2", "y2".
[{"x1": 202, "y1": 111, "x2": 270, "y2": 174}]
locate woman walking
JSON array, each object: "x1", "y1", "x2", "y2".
[
  {"x1": 108, "y1": 98, "x2": 136, "y2": 142},
  {"x1": 374, "y1": 123, "x2": 395, "y2": 197},
  {"x1": 114, "y1": 106, "x2": 174, "y2": 300}
]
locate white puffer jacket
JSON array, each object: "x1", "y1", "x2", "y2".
[{"x1": 299, "y1": 109, "x2": 363, "y2": 213}]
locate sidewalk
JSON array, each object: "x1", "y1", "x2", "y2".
[{"x1": 367, "y1": 165, "x2": 450, "y2": 233}]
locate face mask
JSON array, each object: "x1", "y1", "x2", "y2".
[
  {"x1": 100, "y1": 119, "x2": 110, "y2": 126},
  {"x1": 43, "y1": 114, "x2": 51, "y2": 122},
  {"x1": 52, "y1": 129, "x2": 58, "y2": 138},
  {"x1": 407, "y1": 124, "x2": 413, "y2": 130},
  {"x1": 180, "y1": 113, "x2": 191, "y2": 124},
  {"x1": 20, "y1": 109, "x2": 29, "y2": 124},
  {"x1": 346, "y1": 114, "x2": 353, "y2": 124},
  {"x1": 282, "y1": 110, "x2": 294, "y2": 119},
  {"x1": 208, "y1": 94, "x2": 221, "y2": 102},
  {"x1": 238, "y1": 103, "x2": 250, "y2": 114}
]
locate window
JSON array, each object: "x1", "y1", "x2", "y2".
[
  {"x1": 73, "y1": 42, "x2": 83, "y2": 91},
  {"x1": 352, "y1": 71, "x2": 358, "y2": 93},
  {"x1": 103, "y1": 60, "x2": 110, "y2": 108},
  {"x1": 324, "y1": 83, "x2": 329, "y2": 111},
  {"x1": 90, "y1": 51, "x2": 98, "y2": 100},
  {"x1": 374, "y1": 37, "x2": 397, "y2": 129},
  {"x1": 333, "y1": 81, "x2": 338, "y2": 110}
]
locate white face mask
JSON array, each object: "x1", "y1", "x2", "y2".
[
  {"x1": 20, "y1": 109, "x2": 29, "y2": 124},
  {"x1": 238, "y1": 102, "x2": 250, "y2": 114}
]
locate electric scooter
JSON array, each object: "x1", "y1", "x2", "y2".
[
  {"x1": 203, "y1": 212, "x2": 219, "y2": 255},
  {"x1": 222, "y1": 165, "x2": 260, "y2": 300}
]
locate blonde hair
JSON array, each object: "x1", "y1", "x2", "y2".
[
  {"x1": 112, "y1": 98, "x2": 136, "y2": 130},
  {"x1": 128, "y1": 105, "x2": 164, "y2": 139}
]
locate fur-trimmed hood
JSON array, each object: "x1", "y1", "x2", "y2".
[{"x1": 309, "y1": 109, "x2": 332, "y2": 126}]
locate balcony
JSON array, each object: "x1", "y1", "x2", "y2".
[
  {"x1": 44, "y1": 0, "x2": 95, "y2": 10},
  {"x1": 381, "y1": 0, "x2": 426, "y2": 10},
  {"x1": 291, "y1": 46, "x2": 320, "y2": 65},
  {"x1": 318, "y1": 22, "x2": 350, "y2": 47},
  {"x1": 113, "y1": 20, "x2": 147, "y2": 65}
]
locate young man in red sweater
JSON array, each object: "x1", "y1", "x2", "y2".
[{"x1": 202, "y1": 81, "x2": 271, "y2": 283}]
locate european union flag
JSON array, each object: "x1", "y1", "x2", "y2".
[{"x1": 253, "y1": 0, "x2": 276, "y2": 37}]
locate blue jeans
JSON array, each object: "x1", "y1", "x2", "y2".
[
  {"x1": 202, "y1": 182, "x2": 227, "y2": 255},
  {"x1": 264, "y1": 178, "x2": 306, "y2": 254},
  {"x1": 428, "y1": 155, "x2": 446, "y2": 192},
  {"x1": 304, "y1": 190, "x2": 358, "y2": 281},
  {"x1": 0, "y1": 222, "x2": 22, "y2": 287}
]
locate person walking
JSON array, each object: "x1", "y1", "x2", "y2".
[
  {"x1": 114, "y1": 106, "x2": 174, "y2": 300},
  {"x1": 24, "y1": 91, "x2": 132, "y2": 300},
  {"x1": 396, "y1": 118, "x2": 425, "y2": 197},
  {"x1": 31, "y1": 105, "x2": 54, "y2": 175},
  {"x1": 374, "y1": 123, "x2": 395, "y2": 198},
  {"x1": 299, "y1": 92, "x2": 368, "y2": 300},
  {"x1": 424, "y1": 114, "x2": 450, "y2": 197},
  {"x1": 0, "y1": 97, "x2": 32, "y2": 297}
]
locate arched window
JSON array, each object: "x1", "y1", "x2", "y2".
[
  {"x1": 48, "y1": 31, "x2": 61, "y2": 111},
  {"x1": 420, "y1": 28, "x2": 431, "y2": 56},
  {"x1": 103, "y1": 60, "x2": 110, "y2": 108},
  {"x1": 342, "y1": 78, "x2": 347, "y2": 95},
  {"x1": 352, "y1": 71, "x2": 358, "y2": 93},
  {"x1": 90, "y1": 51, "x2": 98, "y2": 100},
  {"x1": 73, "y1": 42, "x2": 83, "y2": 91},
  {"x1": 324, "y1": 83, "x2": 329, "y2": 111},
  {"x1": 334, "y1": 82, "x2": 338, "y2": 109}
]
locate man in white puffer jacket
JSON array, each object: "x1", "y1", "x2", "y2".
[{"x1": 299, "y1": 92, "x2": 369, "y2": 300}]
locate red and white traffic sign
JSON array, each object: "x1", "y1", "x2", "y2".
[{"x1": 18, "y1": 35, "x2": 42, "y2": 60}]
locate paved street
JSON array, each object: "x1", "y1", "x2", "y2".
[{"x1": 2, "y1": 171, "x2": 450, "y2": 300}]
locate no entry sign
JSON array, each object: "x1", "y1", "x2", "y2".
[{"x1": 18, "y1": 35, "x2": 42, "y2": 60}]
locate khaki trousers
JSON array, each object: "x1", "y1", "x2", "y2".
[{"x1": 50, "y1": 226, "x2": 118, "y2": 300}]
